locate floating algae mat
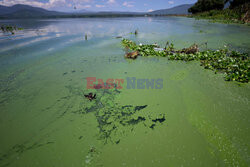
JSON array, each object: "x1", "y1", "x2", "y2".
[
  {"x1": 81, "y1": 87, "x2": 165, "y2": 144},
  {"x1": 0, "y1": 17, "x2": 250, "y2": 167}
]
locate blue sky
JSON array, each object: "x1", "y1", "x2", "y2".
[{"x1": 0, "y1": 0, "x2": 197, "y2": 12}]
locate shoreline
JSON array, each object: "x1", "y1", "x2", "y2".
[
  {"x1": 0, "y1": 14, "x2": 249, "y2": 27},
  {"x1": 0, "y1": 14, "x2": 191, "y2": 20}
]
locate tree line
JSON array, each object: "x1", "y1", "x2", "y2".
[{"x1": 188, "y1": 0, "x2": 249, "y2": 13}]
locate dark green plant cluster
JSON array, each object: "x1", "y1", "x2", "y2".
[
  {"x1": 191, "y1": 8, "x2": 247, "y2": 24},
  {"x1": 226, "y1": 0, "x2": 249, "y2": 9},
  {"x1": 122, "y1": 39, "x2": 249, "y2": 83},
  {"x1": 0, "y1": 25, "x2": 23, "y2": 34},
  {"x1": 190, "y1": 2, "x2": 249, "y2": 24},
  {"x1": 188, "y1": 0, "x2": 225, "y2": 14},
  {"x1": 122, "y1": 39, "x2": 167, "y2": 57}
]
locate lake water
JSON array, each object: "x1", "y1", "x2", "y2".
[{"x1": 0, "y1": 17, "x2": 249, "y2": 167}]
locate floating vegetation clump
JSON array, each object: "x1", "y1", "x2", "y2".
[
  {"x1": 85, "y1": 34, "x2": 88, "y2": 40},
  {"x1": 0, "y1": 25, "x2": 23, "y2": 34},
  {"x1": 122, "y1": 39, "x2": 249, "y2": 83},
  {"x1": 84, "y1": 93, "x2": 96, "y2": 101}
]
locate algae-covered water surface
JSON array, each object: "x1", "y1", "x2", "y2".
[{"x1": 0, "y1": 17, "x2": 249, "y2": 167}]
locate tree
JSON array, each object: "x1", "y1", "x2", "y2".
[
  {"x1": 188, "y1": 0, "x2": 225, "y2": 14},
  {"x1": 229, "y1": 0, "x2": 249, "y2": 8}
]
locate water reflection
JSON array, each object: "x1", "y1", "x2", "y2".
[{"x1": 1, "y1": 17, "x2": 250, "y2": 52}]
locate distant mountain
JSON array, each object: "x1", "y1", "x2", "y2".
[
  {"x1": 0, "y1": 5, "x2": 11, "y2": 15},
  {"x1": 0, "y1": 4, "x2": 143, "y2": 18},
  {"x1": 77, "y1": 9, "x2": 92, "y2": 13},
  {"x1": 0, "y1": 3, "x2": 194, "y2": 19},
  {"x1": 149, "y1": 4, "x2": 194, "y2": 15},
  {"x1": 96, "y1": 11, "x2": 144, "y2": 15},
  {"x1": 0, "y1": 4, "x2": 66, "y2": 18},
  {"x1": 224, "y1": 1, "x2": 231, "y2": 8},
  {"x1": 67, "y1": 9, "x2": 93, "y2": 14}
]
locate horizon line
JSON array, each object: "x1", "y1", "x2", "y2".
[{"x1": 0, "y1": 3, "x2": 194, "y2": 13}]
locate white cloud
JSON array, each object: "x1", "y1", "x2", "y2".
[
  {"x1": 72, "y1": 0, "x2": 93, "y2": 3},
  {"x1": 148, "y1": 9, "x2": 153, "y2": 12},
  {"x1": 0, "y1": 0, "x2": 45, "y2": 7},
  {"x1": 0, "y1": 0, "x2": 68, "y2": 8},
  {"x1": 96, "y1": 4, "x2": 105, "y2": 8},
  {"x1": 107, "y1": 0, "x2": 115, "y2": 4},
  {"x1": 82, "y1": 5, "x2": 91, "y2": 8},
  {"x1": 123, "y1": 1, "x2": 134, "y2": 8},
  {"x1": 0, "y1": 0, "x2": 93, "y2": 10},
  {"x1": 168, "y1": 1, "x2": 174, "y2": 4}
]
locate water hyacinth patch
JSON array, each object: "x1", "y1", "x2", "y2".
[
  {"x1": 122, "y1": 39, "x2": 249, "y2": 83},
  {"x1": 0, "y1": 25, "x2": 23, "y2": 35}
]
